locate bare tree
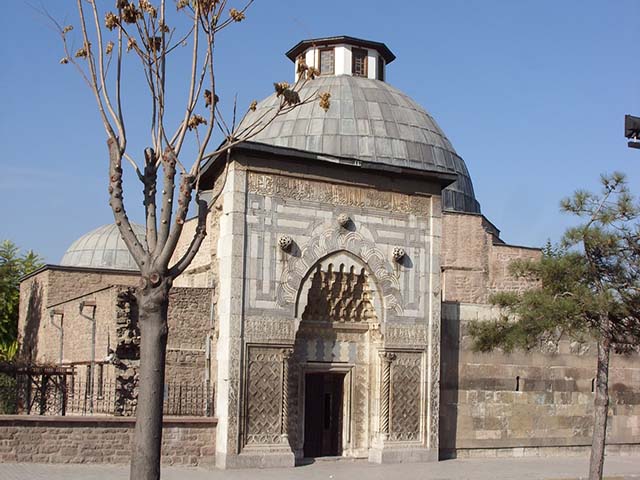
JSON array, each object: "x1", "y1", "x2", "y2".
[{"x1": 50, "y1": 1, "x2": 328, "y2": 478}]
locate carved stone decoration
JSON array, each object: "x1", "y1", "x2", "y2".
[
  {"x1": 245, "y1": 317, "x2": 296, "y2": 344},
  {"x1": 384, "y1": 325, "x2": 427, "y2": 349},
  {"x1": 337, "y1": 213, "x2": 351, "y2": 228},
  {"x1": 301, "y1": 263, "x2": 377, "y2": 323},
  {"x1": 389, "y1": 352, "x2": 422, "y2": 442},
  {"x1": 278, "y1": 235, "x2": 293, "y2": 252},
  {"x1": 278, "y1": 228, "x2": 403, "y2": 317},
  {"x1": 248, "y1": 172, "x2": 430, "y2": 215},
  {"x1": 428, "y1": 318, "x2": 441, "y2": 449},
  {"x1": 281, "y1": 348, "x2": 293, "y2": 436},
  {"x1": 379, "y1": 352, "x2": 396, "y2": 437},
  {"x1": 392, "y1": 247, "x2": 406, "y2": 262},
  {"x1": 370, "y1": 322, "x2": 383, "y2": 343},
  {"x1": 245, "y1": 347, "x2": 284, "y2": 445}
]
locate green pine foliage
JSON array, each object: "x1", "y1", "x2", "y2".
[
  {"x1": 468, "y1": 172, "x2": 639, "y2": 480},
  {"x1": 0, "y1": 241, "x2": 43, "y2": 361},
  {"x1": 469, "y1": 172, "x2": 640, "y2": 354}
]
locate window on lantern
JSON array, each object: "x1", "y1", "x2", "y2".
[
  {"x1": 352, "y1": 48, "x2": 368, "y2": 77},
  {"x1": 377, "y1": 56, "x2": 385, "y2": 81},
  {"x1": 319, "y1": 48, "x2": 335, "y2": 75}
]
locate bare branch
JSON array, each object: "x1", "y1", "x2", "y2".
[
  {"x1": 123, "y1": 152, "x2": 143, "y2": 177},
  {"x1": 155, "y1": 147, "x2": 178, "y2": 254},
  {"x1": 143, "y1": 148, "x2": 158, "y2": 253},
  {"x1": 172, "y1": 5, "x2": 201, "y2": 156},
  {"x1": 107, "y1": 138, "x2": 146, "y2": 265},
  {"x1": 214, "y1": 0, "x2": 254, "y2": 33},
  {"x1": 189, "y1": 21, "x2": 218, "y2": 176},
  {"x1": 89, "y1": 0, "x2": 126, "y2": 146},
  {"x1": 157, "y1": 171, "x2": 195, "y2": 269},
  {"x1": 168, "y1": 197, "x2": 207, "y2": 278},
  {"x1": 115, "y1": 15, "x2": 126, "y2": 150},
  {"x1": 76, "y1": 0, "x2": 117, "y2": 140}
]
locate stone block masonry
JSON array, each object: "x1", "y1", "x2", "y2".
[
  {"x1": 440, "y1": 303, "x2": 640, "y2": 458},
  {"x1": 0, "y1": 415, "x2": 216, "y2": 466}
]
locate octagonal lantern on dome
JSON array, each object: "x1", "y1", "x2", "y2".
[{"x1": 238, "y1": 35, "x2": 480, "y2": 214}]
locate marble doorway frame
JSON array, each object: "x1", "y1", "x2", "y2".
[{"x1": 297, "y1": 362, "x2": 355, "y2": 460}]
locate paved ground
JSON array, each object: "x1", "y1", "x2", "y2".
[{"x1": 1, "y1": 456, "x2": 639, "y2": 480}]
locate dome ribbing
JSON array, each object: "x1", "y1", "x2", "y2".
[
  {"x1": 60, "y1": 223, "x2": 145, "y2": 271},
  {"x1": 240, "y1": 75, "x2": 480, "y2": 213}
]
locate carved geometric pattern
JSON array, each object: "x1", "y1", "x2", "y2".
[
  {"x1": 278, "y1": 228, "x2": 403, "y2": 316},
  {"x1": 389, "y1": 352, "x2": 422, "y2": 442},
  {"x1": 379, "y1": 352, "x2": 396, "y2": 435},
  {"x1": 429, "y1": 318, "x2": 441, "y2": 449},
  {"x1": 302, "y1": 263, "x2": 377, "y2": 323},
  {"x1": 245, "y1": 347, "x2": 283, "y2": 445}
]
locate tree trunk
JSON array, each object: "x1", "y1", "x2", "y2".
[
  {"x1": 130, "y1": 278, "x2": 171, "y2": 480},
  {"x1": 588, "y1": 335, "x2": 610, "y2": 480}
]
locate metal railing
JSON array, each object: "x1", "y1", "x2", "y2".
[{"x1": 0, "y1": 374, "x2": 213, "y2": 417}]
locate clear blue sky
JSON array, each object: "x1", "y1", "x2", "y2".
[{"x1": 1, "y1": 1, "x2": 639, "y2": 262}]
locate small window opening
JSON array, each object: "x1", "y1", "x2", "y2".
[
  {"x1": 591, "y1": 378, "x2": 596, "y2": 393},
  {"x1": 377, "y1": 55, "x2": 385, "y2": 81},
  {"x1": 352, "y1": 48, "x2": 368, "y2": 77},
  {"x1": 319, "y1": 48, "x2": 335, "y2": 75},
  {"x1": 515, "y1": 376, "x2": 521, "y2": 392}
]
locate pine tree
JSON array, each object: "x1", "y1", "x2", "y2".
[{"x1": 469, "y1": 173, "x2": 640, "y2": 480}]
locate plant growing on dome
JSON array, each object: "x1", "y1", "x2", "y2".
[
  {"x1": 47, "y1": 1, "x2": 330, "y2": 478},
  {"x1": 469, "y1": 172, "x2": 640, "y2": 480}
]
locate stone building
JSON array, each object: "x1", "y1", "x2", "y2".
[{"x1": 15, "y1": 36, "x2": 639, "y2": 467}]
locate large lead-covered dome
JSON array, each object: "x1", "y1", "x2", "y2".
[
  {"x1": 241, "y1": 74, "x2": 480, "y2": 213},
  {"x1": 60, "y1": 223, "x2": 145, "y2": 271}
]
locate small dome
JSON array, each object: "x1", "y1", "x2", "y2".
[
  {"x1": 60, "y1": 223, "x2": 145, "y2": 271},
  {"x1": 240, "y1": 75, "x2": 480, "y2": 213}
]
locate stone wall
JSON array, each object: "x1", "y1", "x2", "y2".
[
  {"x1": 441, "y1": 212, "x2": 539, "y2": 304},
  {"x1": 18, "y1": 267, "x2": 139, "y2": 365},
  {"x1": 18, "y1": 270, "x2": 50, "y2": 363},
  {"x1": 18, "y1": 268, "x2": 214, "y2": 410},
  {"x1": 0, "y1": 415, "x2": 216, "y2": 465},
  {"x1": 171, "y1": 162, "x2": 225, "y2": 290},
  {"x1": 46, "y1": 268, "x2": 139, "y2": 307},
  {"x1": 440, "y1": 213, "x2": 640, "y2": 458},
  {"x1": 166, "y1": 287, "x2": 213, "y2": 386},
  {"x1": 171, "y1": 211, "x2": 217, "y2": 289},
  {"x1": 440, "y1": 303, "x2": 640, "y2": 458}
]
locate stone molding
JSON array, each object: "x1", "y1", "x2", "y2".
[
  {"x1": 0, "y1": 415, "x2": 216, "y2": 426},
  {"x1": 244, "y1": 316, "x2": 296, "y2": 343},
  {"x1": 247, "y1": 172, "x2": 430, "y2": 215},
  {"x1": 384, "y1": 324, "x2": 428, "y2": 348}
]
